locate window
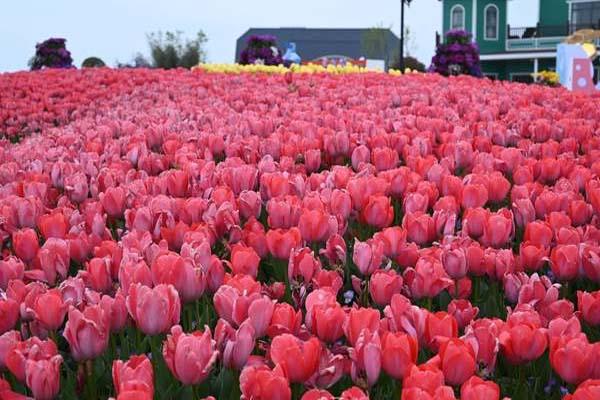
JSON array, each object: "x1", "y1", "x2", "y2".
[
  {"x1": 484, "y1": 4, "x2": 498, "y2": 40},
  {"x1": 571, "y1": 1, "x2": 600, "y2": 31},
  {"x1": 450, "y1": 5, "x2": 465, "y2": 30}
]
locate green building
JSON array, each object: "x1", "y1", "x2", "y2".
[{"x1": 438, "y1": 0, "x2": 600, "y2": 81}]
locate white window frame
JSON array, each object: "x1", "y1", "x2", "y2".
[
  {"x1": 450, "y1": 5, "x2": 466, "y2": 31},
  {"x1": 484, "y1": 4, "x2": 499, "y2": 40}
]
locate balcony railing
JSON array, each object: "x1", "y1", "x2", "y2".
[
  {"x1": 508, "y1": 23, "x2": 600, "y2": 39},
  {"x1": 507, "y1": 23, "x2": 599, "y2": 51}
]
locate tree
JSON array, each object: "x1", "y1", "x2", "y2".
[
  {"x1": 361, "y1": 26, "x2": 394, "y2": 69},
  {"x1": 29, "y1": 38, "x2": 73, "y2": 70},
  {"x1": 81, "y1": 57, "x2": 106, "y2": 68},
  {"x1": 146, "y1": 30, "x2": 207, "y2": 69}
]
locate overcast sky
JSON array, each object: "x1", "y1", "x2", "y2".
[{"x1": 0, "y1": 0, "x2": 538, "y2": 72}]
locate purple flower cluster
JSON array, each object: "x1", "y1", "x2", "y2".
[
  {"x1": 239, "y1": 35, "x2": 283, "y2": 66},
  {"x1": 30, "y1": 38, "x2": 74, "y2": 70},
  {"x1": 429, "y1": 30, "x2": 482, "y2": 77}
]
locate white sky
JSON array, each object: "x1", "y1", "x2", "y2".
[{"x1": 0, "y1": 0, "x2": 539, "y2": 72}]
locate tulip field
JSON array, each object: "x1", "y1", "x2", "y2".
[{"x1": 2, "y1": 67, "x2": 600, "y2": 400}]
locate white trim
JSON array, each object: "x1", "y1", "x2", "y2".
[
  {"x1": 505, "y1": 36, "x2": 566, "y2": 52},
  {"x1": 473, "y1": 0, "x2": 478, "y2": 38},
  {"x1": 483, "y1": 4, "x2": 499, "y2": 40},
  {"x1": 450, "y1": 4, "x2": 466, "y2": 31},
  {"x1": 480, "y1": 51, "x2": 556, "y2": 61},
  {"x1": 569, "y1": 2, "x2": 572, "y2": 23}
]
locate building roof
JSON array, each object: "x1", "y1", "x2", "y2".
[{"x1": 235, "y1": 28, "x2": 400, "y2": 62}]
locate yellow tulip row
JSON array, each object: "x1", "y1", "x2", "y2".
[{"x1": 192, "y1": 63, "x2": 419, "y2": 75}]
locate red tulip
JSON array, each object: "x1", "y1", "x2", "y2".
[
  {"x1": 551, "y1": 244, "x2": 580, "y2": 281},
  {"x1": 349, "y1": 328, "x2": 382, "y2": 387},
  {"x1": 126, "y1": 283, "x2": 180, "y2": 335},
  {"x1": 267, "y1": 196, "x2": 301, "y2": 229},
  {"x1": 113, "y1": 355, "x2": 154, "y2": 399},
  {"x1": 239, "y1": 364, "x2": 291, "y2": 400},
  {"x1": 381, "y1": 331, "x2": 418, "y2": 380},
  {"x1": 6, "y1": 336, "x2": 58, "y2": 382},
  {"x1": 512, "y1": 198, "x2": 536, "y2": 229},
  {"x1": 30, "y1": 288, "x2": 67, "y2": 331},
  {"x1": 403, "y1": 212, "x2": 436, "y2": 245},
  {"x1": 372, "y1": 147, "x2": 399, "y2": 171},
  {"x1": 403, "y1": 364, "x2": 446, "y2": 397},
  {"x1": 298, "y1": 208, "x2": 331, "y2": 243},
  {"x1": 99, "y1": 291, "x2": 128, "y2": 332},
  {"x1": 463, "y1": 319, "x2": 501, "y2": 373},
  {"x1": 524, "y1": 221, "x2": 553, "y2": 248},
  {"x1": 401, "y1": 386, "x2": 457, "y2": 400},
  {"x1": 238, "y1": 190, "x2": 262, "y2": 220},
  {"x1": 100, "y1": 186, "x2": 126, "y2": 218},
  {"x1": 550, "y1": 335, "x2": 594, "y2": 384},
  {"x1": 215, "y1": 318, "x2": 255, "y2": 370},
  {"x1": 361, "y1": 195, "x2": 394, "y2": 229},
  {"x1": 578, "y1": 290, "x2": 600, "y2": 326},
  {"x1": 12, "y1": 228, "x2": 39, "y2": 263},
  {"x1": 404, "y1": 256, "x2": 453, "y2": 300},
  {"x1": 462, "y1": 207, "x2": 488, "y2": 239},
  {"x1": 83, "y1": 256, "x2": 113, "y2": 293},
  {"x1": 569, "y1": 199, "x2": 592, "y2": 226},
  {"x1": 344, "y1": 307, "x2": 380, "y2": 346},
  {"x1": 270, "y1": 334, "x2": 321, "y2": 383},
  {"x1": 437, "y1": 338, "x2": 476, "y2": 385},
  {"x1": 25, "y1": 355, "x2": 62, "y2": 400},
  {"x1": 31, "y1": 238, "x2": 70, "y2": 285},
  {"x1": 329, "y1": 189, "x2": 352, "y2": 221},
  {"x1": 487, "y1": 172, "x2": 511, "y2": 204},
  {"x1": 462, "y1": 183, "x2": 488, "y2": 209},
  {"x1": 563, "y1": 379, "x2": 600, "y2": 400},
  {"x1": 266, "y1": 228, "x2": 302, "y2": 260},
  {"x1": 0, "y1": 257, "x2": 24, "y2": 290},
  {"x1": 480, "y1": 209, "x2": 513, "y2": 249},
  {"x1": 0, "y1": 331, "x2": 20, "y2": 369},
  {"x1": 351, "y1": 145, "x2": 371, "y2": 171},
  {"x1": 404, "y1": 192, "x2": 429, "y2": 214},
  {"x1": 301, "y1": 389, "x2": 334, "y2": 400},
  {"x1": 352, "y1": 238, "x2": 384, "y2": 276},
  {"x1": 441, "y1": 246, "x2": 468, "y2": 279},
  {"x1": 230, "y1": 243, "x2": 261, "y2": 278},
  {"x1": 374, "y1": 226, "x2": 407, "y2": 259},
  {"x1": 267, "y1": 303, "x2": 302, "y2": 338},
  {"x1": 63, "y1": 305, "x2": 109, "y2": 361},
  {"x1": 288, "y1": 247, "x2": 320, "y2": 283},
  {"x1": 340, "y1": 387, "x2": 369, "y2": 400},
  {"x1": 151, "y1": 253, "x2": 205, "y2": 302},
  {"x1": 162, "y1": 324, "x2": 218, "y2": 385},
  {"x1": 312, "y1": 269, "x2": 343, "y2": 294},
  {"x1": 499, "y1": 323, "x2": 547, "y2": 364},
  {"x1": 460, "y1": 376, "x2": 501, "y2": 400},
  {"x1": 447, "y1": 299, "x2": 479, "y2": 330},
  {"x1": 37, "y1": 212, "x2": 68, "y2": 239},
  {"x1": 305, "y1": 289, "x2": 345, "y2": 343},
  {"x1": 369, "y1": 269, "x2": 403, "y2": 306},
  {"x1": 0, "y1": 296, "x2": 19, "y2": 335},
  {"x1": 166, "y1": 170, "x2": 189, "y2": 197},
  {"x1": 424, "y1": 311, "x2": 458, "y2": 351}
]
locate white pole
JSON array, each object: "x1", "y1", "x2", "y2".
[{"x1": 534, "y1": 58, "x2": 539, "y2": 82}]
